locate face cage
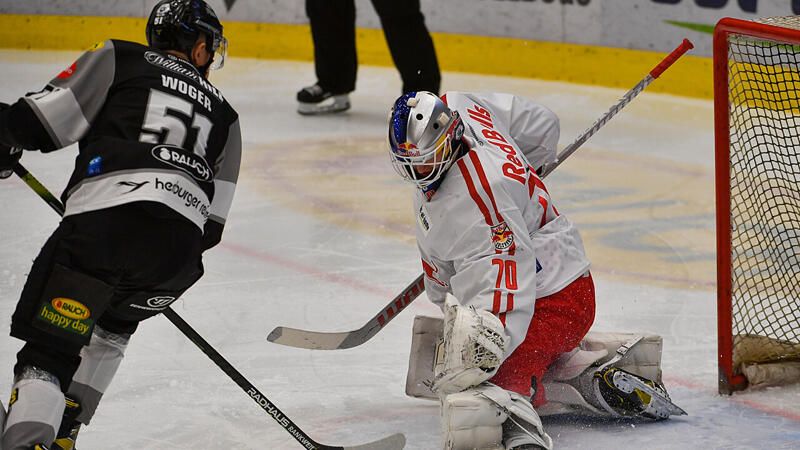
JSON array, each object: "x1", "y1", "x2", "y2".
[{"x1": 390, "y1": 134, "x2": 454, "y2": 189}]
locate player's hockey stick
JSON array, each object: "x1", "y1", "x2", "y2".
[
  {"x1": 267, "y1": 39, "x2": 694, "y2": 351},
  {"x1": 11, "y1": 162, "x2": 406, "y2": 450}
]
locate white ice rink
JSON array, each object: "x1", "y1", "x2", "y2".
[{"x1": 2, "y1": 49, "x2": 800, "y2": 449}]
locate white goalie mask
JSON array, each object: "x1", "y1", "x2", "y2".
[{"x1": 388, "y1": 91, "x2": 464, "y2": 189}]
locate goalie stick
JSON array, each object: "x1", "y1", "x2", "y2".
[
  {"x1": 266, "y1": 39, "x2": 695, "y2": 352},
  {"x1": 267, "y1": 273, "x2": 425, "y2": 350},
  {"x1": 12, "y1": 162, "x2": 406, "y2": 450}
]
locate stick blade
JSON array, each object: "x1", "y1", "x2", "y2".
[
  {"x1": 340, "y1": 432, "x2": 406, "y2": 450},
  {"x1": 267, "y1": 326, "x2": 352, "y2": 350}
]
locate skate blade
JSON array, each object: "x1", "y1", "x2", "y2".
[{"x1": 613, "y1": 371, "x2": 687, "y2": 417}]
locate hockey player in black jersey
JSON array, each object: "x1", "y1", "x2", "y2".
[{"x1": 0, "y1": 1, "x2": 240, "y2": 448}]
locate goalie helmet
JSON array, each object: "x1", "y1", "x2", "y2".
[
  {"x1": 146, "y1": 0, "x2": 228, "y2": 72},
  {"x1": 388, "y1": 91, "x2": 464, "y2": 189}
]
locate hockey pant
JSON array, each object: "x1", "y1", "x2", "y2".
[
  {"x1": 490, "y1": 272, "x2": 596, "y2": 406},
  {"x1": 9, "y1": 203, "x2": 203, "y2": 388}
]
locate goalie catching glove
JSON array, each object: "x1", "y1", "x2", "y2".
[{"x1": 432, "y1": 297, "x2": 510, "y2": 395}]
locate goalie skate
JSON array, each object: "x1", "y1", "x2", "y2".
[{"x1": 594, "y1": 367, "x2": 686, "y2": 420}]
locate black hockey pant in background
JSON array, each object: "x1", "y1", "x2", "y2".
[
  {"x1": 10, "y1": 202, "x2": 204, "y2": 389},
  {"x1": 306, "y1": 0, "x2": 441, "y2": 95}
]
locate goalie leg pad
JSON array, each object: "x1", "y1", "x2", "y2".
[
  {"x1": 472, "y1": 385, "x2": 552, "y2": 450},
  {"x1": 406, "y1": 315, "x2": 444, "y2": 400},
  {"x1": 441, "y1": 385, "x2": 508, "y2": 450},
  {"x1": 433, "y1": 298, "x2": 510, "y2": 395}
]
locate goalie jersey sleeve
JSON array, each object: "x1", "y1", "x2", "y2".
[
  {"x1": 0, "y1": 39, "x2": 241, "y2": 245},
  {"x1": 416, "y1": 91, "x2": 589, "y2": 356}
]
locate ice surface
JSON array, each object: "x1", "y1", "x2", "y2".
[{"x1": 1, "y1": 49, "x2": 799, "y2": 449}]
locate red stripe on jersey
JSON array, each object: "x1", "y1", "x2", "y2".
[
  {"x1": 458, "y1": 157, "x2": 494, "y2": 227},
  {"x1": 468, "y1": 151, "x2": 504, "y2": 224},
  {"x1": 441, "y1": 93, "x2": 448, "y2": 104},
  {"x1": 538, "y1": 196, "x2": 549, "y2": 228},
  {"x1": 492, "y1": 290, "x2": 502, "y2": 315}
]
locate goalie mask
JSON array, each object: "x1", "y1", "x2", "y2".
[
  {"x1": 388, "y1": 91, "x2": 464, "y2": 189},
  {"x1": 146, "y1": 0, "x2": 228, "y2": 73}
]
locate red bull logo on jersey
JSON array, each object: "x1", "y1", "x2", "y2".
[{"x1": 491, "y1": 222, "x2": 516, "y2": 252}]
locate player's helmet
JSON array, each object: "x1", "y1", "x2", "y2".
[
  {"x1": 388, "y1": 91, "x2": 464, "y2": 189},
  {"x1": 146, "y1": 0, "x2": 228, "y2": 72}
]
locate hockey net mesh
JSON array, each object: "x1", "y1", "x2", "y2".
[{"x1": 726, "y1": 16, "x2": 800, "y2": 378}]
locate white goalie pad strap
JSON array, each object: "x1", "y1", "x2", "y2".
[
  {"x1": 67, "y1": 326, "x2": 130, "y2": 424},
  {"x1": 433, "y1": 298, "x2": 510, "y2": 395},
  {"x1": 502, "y1": 391, "x2": 553, "y2": 450},
  {"x1": 441, "y1": 385, "x2": 508, "y2": 450}
]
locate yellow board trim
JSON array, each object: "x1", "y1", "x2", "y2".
[{"x1": 0, "y1": 14, "x2": 712, "y2": 99}]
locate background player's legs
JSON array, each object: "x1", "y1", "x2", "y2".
[
  {"x1": 298, "y1": 0, "x2": 356, "y2": 114},
  {"x1": 490, "y1": 273, "x2": 596, "y2": 406},
  {"x1": 371, "y1": 0, "x2": 440, "y2": 94}
]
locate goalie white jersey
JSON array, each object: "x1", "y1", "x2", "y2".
[{"x1": 415, "y1": 91, "x2": 590, "y2": 356}]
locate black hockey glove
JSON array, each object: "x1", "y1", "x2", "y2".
[
  {"x1": 0, "y1": 101, "x2": 21, "y2": 179},
  {"x1": 0, "y1": 144, "x2": 22, "y2": 179}
]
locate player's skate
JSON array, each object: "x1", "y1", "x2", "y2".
[
  {"x1": 297, "y1": 83, "x2": 350, "y2": 115},
  {"x1": 594, "y1": 367, "x2": 686, "y2": 420},
  {"x1": 52, "y1": 396, "x2": 82, "y2": 450}
]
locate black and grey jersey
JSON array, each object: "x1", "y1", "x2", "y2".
[{"x1": 0, "y1": 39, "x2": 241, "y2": 245}]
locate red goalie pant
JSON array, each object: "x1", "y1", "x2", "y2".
[{"x1": 489, "y1": 272, "x2": 595, "y2": 406}]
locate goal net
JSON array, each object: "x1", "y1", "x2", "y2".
[{"x1": 714, "y1": 16, "x2": 800, "y2": 394}]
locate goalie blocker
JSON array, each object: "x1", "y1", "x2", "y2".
[{"x1": 407, "y1": 314, "x2": 686, "y2": 420}]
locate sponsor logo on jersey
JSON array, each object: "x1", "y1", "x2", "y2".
[
  {"x1": 152, "y1": 145, "x2": 213, "y2": 182},
  {"x1": 37, "y1": 297, "x2": 93, "y2": 337},
  {"x1": 88, "y1": 156, "x2": 102, "y2": 176},
  {"x1": 116, "y1": 180, "x2": 150, "y2": 193},
  {"x1": 130, "y1": 295, "x2": 177, "y2": 312},
  {"x1": 57, "y1": 61, "x2": 77, "y2": 79},
  {"x1": 154, "y1": 177, "x2": 210, "y2": 219},
  {"x1": 51, "y1": 298, "x2": 90, "y2": 320},
  {"x1": 418, "y1": 204, "x2": 431, "y2": 235},
  {"x1": 491, "y1": 222, "x2": 515, "y2": 252},
  {"x1": 144, "y1": 51, "x2": 224, "y2": 102}
]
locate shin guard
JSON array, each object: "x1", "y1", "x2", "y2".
[{"x1": 2, "y1": 366, "x2": 65, "y2": 450}]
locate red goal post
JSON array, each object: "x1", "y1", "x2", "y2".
[{"x1": 714, "y1": 17, "x2": 800, "y2": 395}]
